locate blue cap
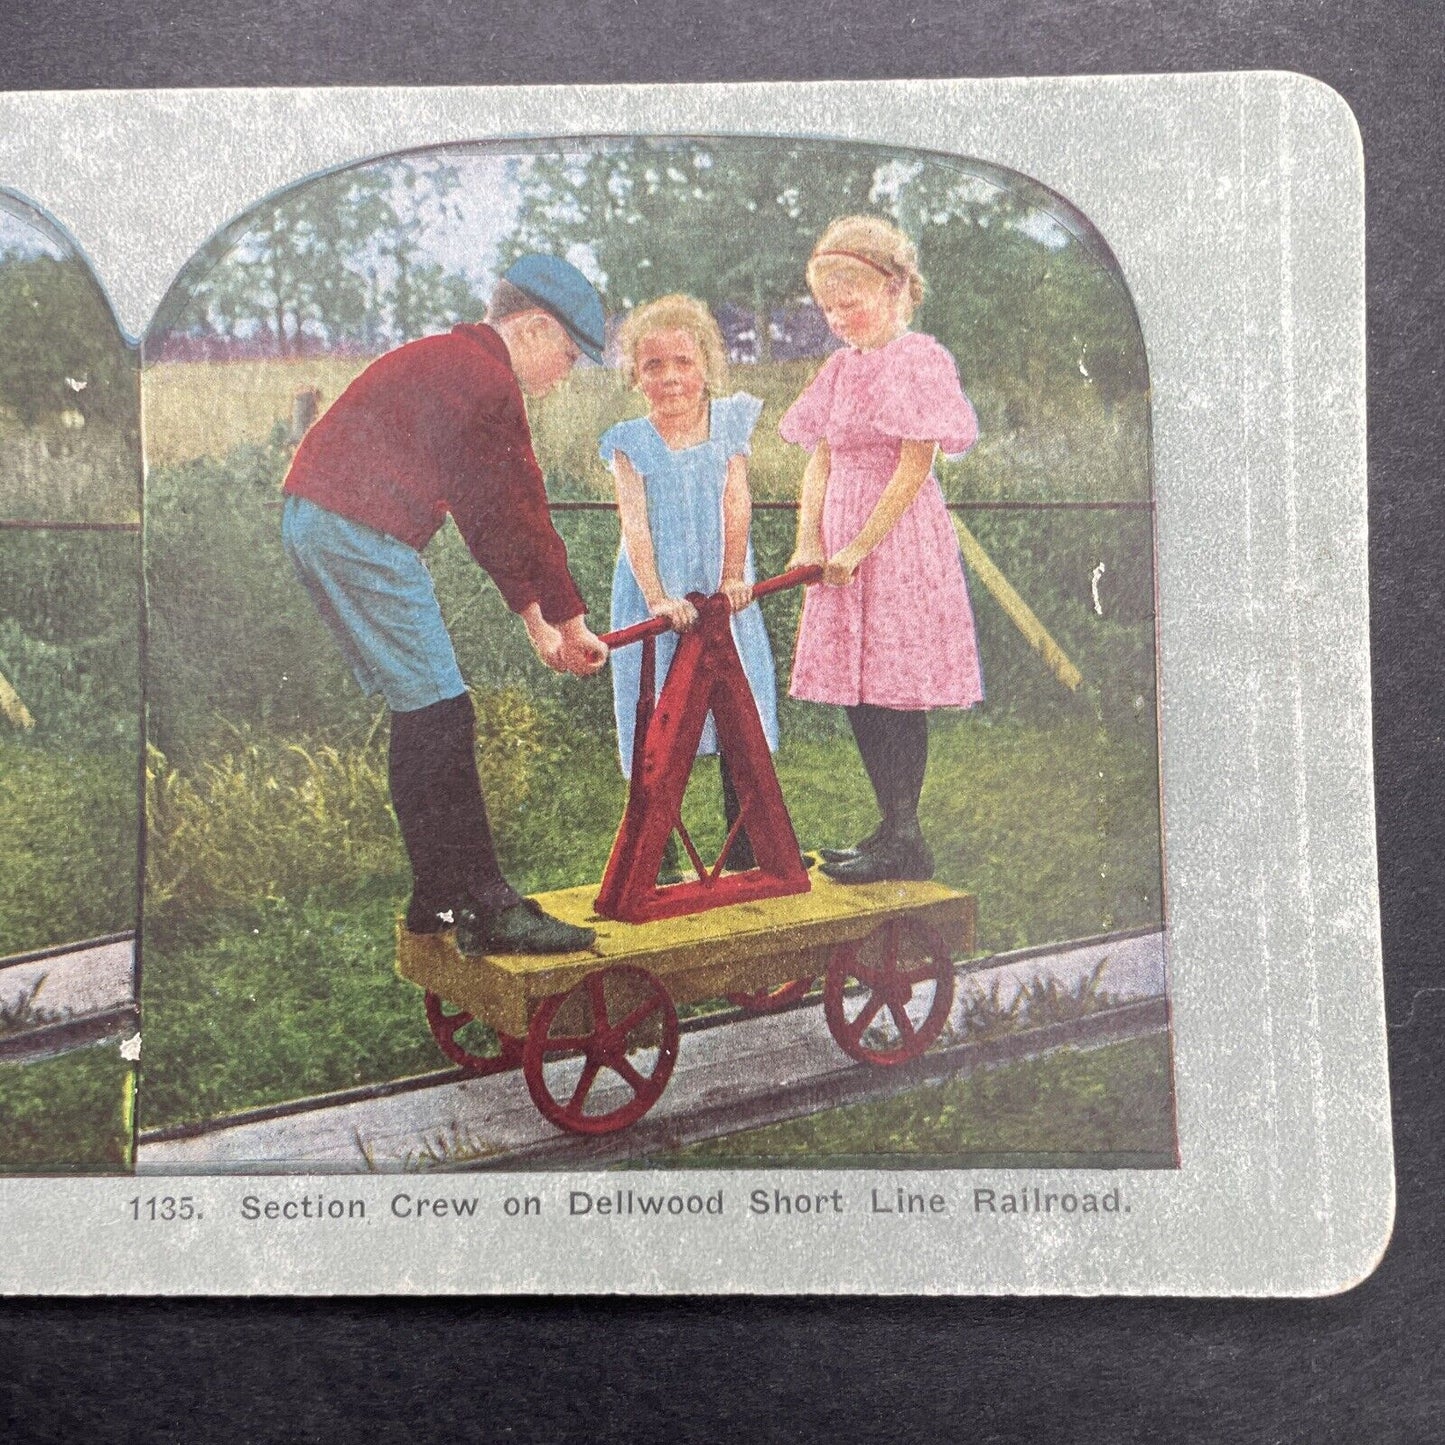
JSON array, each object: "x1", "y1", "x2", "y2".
[{"x1": 502, "y1": 254, "x2": 606, "y2": 364}]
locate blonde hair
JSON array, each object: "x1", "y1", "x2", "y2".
[
  {"x1": 617, "y1": 294, "x2": 729, "y2": 394},
  {"x1": 806, "y1": 215, "x2": 925, "y2": 318}
]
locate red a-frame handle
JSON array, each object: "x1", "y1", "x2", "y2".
[
  {"x1": 592, "y1": 565, "x2": 823, "y2": 923},
  {"x1": 597, "y1": 565, "x2": 823, "y2": 650}
]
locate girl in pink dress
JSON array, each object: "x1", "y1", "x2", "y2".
[{"x1": 782, "y1": 215, "x2": 983, "y2": 883}]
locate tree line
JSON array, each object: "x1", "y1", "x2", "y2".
[
  {"x1": 0, "y1": 251, "x2": 134, "y2": 429},
  {"x1": 501, "y1": 139, "x2": 1148, "y2": 405},
  {"x1": 147, "y1": 139, "x2": 1148, "y2": 418},
  {"x1": 154, "y1": 159, "x2": 484, "y2": 356}
]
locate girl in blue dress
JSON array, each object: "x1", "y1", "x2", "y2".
[{"x1": 601, "y1": 294, "x2": 780, "y2": 875}]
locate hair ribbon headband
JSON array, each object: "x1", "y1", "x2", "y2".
[{"x1": 810, "y1": 248, "x2": 904, "y2": 281}]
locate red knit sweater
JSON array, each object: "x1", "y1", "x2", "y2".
[{"x1": 283, "y1": 324, "x2": 586, "y2": 624}]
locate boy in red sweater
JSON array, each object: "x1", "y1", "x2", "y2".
[{"x1": 282, "y1": 256, "x2": 608, "y2": 955}]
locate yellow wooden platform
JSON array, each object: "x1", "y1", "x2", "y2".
[{"x1": 396, "y1": 875, "x2": 976, "y2": 1039}]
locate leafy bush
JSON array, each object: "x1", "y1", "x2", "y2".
[
  {"x1": 0, "y1": 242, "x2": 137, "y2": 526},
  {"x1": 142, "y1": 451, "x2": 1159, "y2": 780},
  {"x1": 143, "y1": 420, "x2": 1155, "y2": 760},
  {"x1": 143, "y1": 437, "x2": 369, "y2": 757}
]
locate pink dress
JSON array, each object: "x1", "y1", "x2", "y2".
[{"x1": 780, "y1": 331, "x2": 985, "y2": 710}]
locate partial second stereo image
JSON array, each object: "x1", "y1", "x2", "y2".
[{"x1": 0, "y1": 193, "x2": 141, "y2": 1174}]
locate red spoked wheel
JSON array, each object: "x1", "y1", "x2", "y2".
[
  {"x1": 424, "y1": 992, "x2": 523, "y2": 1075},
  {"x1": 522, "y1": 966, "x2": 679, "y2": 1136},
  {"x1": 823, "y1": 919, "x2": 956, "y2": 1066},
  {"x1": 725, "y1": 977, "x2": 816, "y2": 1014}
]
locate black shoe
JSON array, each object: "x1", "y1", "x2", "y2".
[
  {"x1": 456, "y1": 898, "x2": 596, "y2": 956},
  {"x1": 818, "y1": 824, "x2": 885, "y2": 865},
  {"x1": 405, "y1": 897, "x2": 460, "y2": 934},
  {"x1": 820, "y1": 834, "x2": 935, "y2": 884}
]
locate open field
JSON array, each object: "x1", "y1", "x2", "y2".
[
  {"x1": 141, "y1": 356, "x2": 820, "y2": 497},
  {"x1": 142, "y1": 355, "x2": 1150, "y2": 502},
  {"x1": 0, "y1": 415, "x2": 140, "y2": 523},
  {"x1": 142, "y1": 356, "x2": 373, "y2": 470}
]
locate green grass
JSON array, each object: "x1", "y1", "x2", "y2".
[
  {"x1": 137, "y1": 716, "x2": 1162, "y2": 1130},
  {"x1": 783, "y1": 713, "x2": 1161, "y2": 952},
  {"x1": 0, "y1": 417, "x2": 140, "y2": 525},
  {"x1": 0, "y1": 527, "x2": 142, "y2": 961},
  {"x1": 0, "y1": 740, "x2": 140, "y2": 958},
  {"x1": 139, "y1": 892, "x2": 440, "y2": 1128},
  {"x1": 645, "y1": 1034, "x2": 1176, "y2": 1168},
  {"x1": 0, "y1": 1044, "x2": 135, "y2": 1173}
]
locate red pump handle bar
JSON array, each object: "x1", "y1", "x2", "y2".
[{"x1": 596, "y1": 565, "x2": 824, "y2": 649}]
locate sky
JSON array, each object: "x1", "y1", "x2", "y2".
[
  {"x1": 0, "y1": 202, "x2": 67, "y2": 260},
  {"x1": 393, "y1": 151, "x2": 521, "y2": 289},
  {"x1": 380, "y1": 145, "x2": 1072, "y2": 298},
  {"x1": 181, "y1": 141, "x2": 1087, "y2": 348}
]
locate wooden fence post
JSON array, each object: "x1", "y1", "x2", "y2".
[{"x1": 289, "y1": 387, "x2": 322, "y2": 444}]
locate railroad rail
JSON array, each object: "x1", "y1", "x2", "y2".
[
  {"x1": 136, "y1": 927, "x2": 1167, "y2": 1173},
  {"x1": 0, "y1": 932, "x2": 137, "y2": 1064}
]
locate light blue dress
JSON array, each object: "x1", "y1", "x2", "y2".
[{"x1": 601, "y1": 393, "x2": 780, "y2": 780}]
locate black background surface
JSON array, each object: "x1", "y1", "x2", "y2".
[{"x1": 1, "y1": 3, "x2": 1440, "y2": 1440}]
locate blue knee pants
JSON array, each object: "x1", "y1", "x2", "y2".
[{"x1": 282, "y1": 495, "x2": 467, "y2": 713}]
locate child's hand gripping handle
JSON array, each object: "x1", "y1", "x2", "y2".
[{"x1": 597, "y1": 566, "x2": 823, "y2": 650}]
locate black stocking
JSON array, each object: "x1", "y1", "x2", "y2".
[
  {"x1": 389, "y1": 692, "x2": 518, "y2": 917},
  {"x1": 846, "y1": 703, "x2": 929, "y2": 838},
  {"x1": 889, "y1": 709, "x2": 929, "y2": 834},
  {"x1": 845, "y1": 703, "x2": 892, "y2": 832}
]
